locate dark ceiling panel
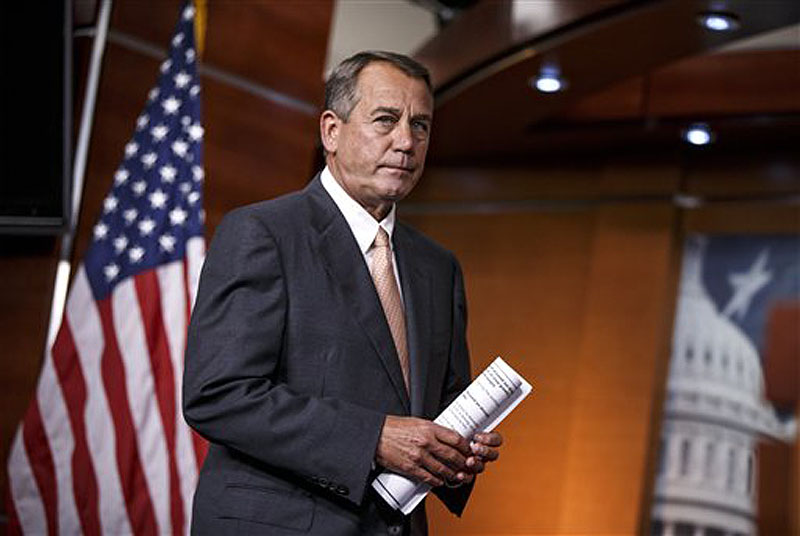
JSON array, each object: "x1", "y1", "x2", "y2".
[
  {"x1": 648, "y1": 49, "x2": 800, "y2": 116},
  {"x1": 415, "y1": 0, "x2": 631, "y2": 89},
  {"x1": 419, "y1": 0, "x2": 800, "y2": 162}
]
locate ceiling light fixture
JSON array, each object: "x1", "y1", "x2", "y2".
[
  {"x1": 697, "y1": 11, "x2": 740, "y2": 32},
  {"x1": 682, "y1": 123, "x2": 715, "y2": 146},
  {"x1": 532, "y1": 64, "x2": 565, "y2": 93}
]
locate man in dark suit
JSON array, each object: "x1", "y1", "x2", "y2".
[{"x1": 183, "y1": 51, "x2": 502, "y2": 535}]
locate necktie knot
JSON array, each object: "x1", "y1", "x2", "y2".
[{"x1": 373, "y1": 227, "x2": 390, "y2": 248}]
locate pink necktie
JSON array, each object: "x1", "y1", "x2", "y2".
[{"x1": 370, "y1": 227, "x2": 410, "y2": 392}]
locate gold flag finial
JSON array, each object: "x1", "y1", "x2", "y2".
[{"x1": 193, "y1": 0, "x2": 207, "y2": 58}]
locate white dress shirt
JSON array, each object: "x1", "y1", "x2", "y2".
[{"x1": 320, "y1": 166, "x2": 404, "y2": 301}]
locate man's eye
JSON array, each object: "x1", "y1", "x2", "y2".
[
  {"x1": 376, "y1": 116, "x2": 396, "y2": 125},
  {"x1": 412, "y1": 121, "x2": 430, "y2": 133}
]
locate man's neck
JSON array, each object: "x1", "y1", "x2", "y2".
[{"x1": 326, "y1": 161, "x2": 393, "y2": 221}]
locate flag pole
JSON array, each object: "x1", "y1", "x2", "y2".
[{"x1": 45, "y1": 0, "x2": 113, "y2": 350}]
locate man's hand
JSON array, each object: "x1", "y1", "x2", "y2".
[
  {"x1": 462, "y1": 431, "x2": 503, "y2": 482},
  {"x1": 376, "y1": 416, "x2": 472, "y2": 487},
  {"x1": 375, "y1": 417, "x2": 504, "y2": 487}
]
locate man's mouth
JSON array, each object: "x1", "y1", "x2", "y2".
[{"x1": 379, "y1": 164, "x2": 415, "y2": 173}]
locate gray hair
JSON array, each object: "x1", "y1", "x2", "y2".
[{"x1": 324, "y1": 51, "x2": 432, "y2": 121}]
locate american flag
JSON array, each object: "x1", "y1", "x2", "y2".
[{"x1": 6, "y1": 2, "x2": 207, "y2": 534}]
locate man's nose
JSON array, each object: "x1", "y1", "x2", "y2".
[{"x1": 393, "y1": 121, "x2": 414, "y2": 153}]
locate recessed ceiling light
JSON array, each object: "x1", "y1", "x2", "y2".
[
  {"x1": 697, "y1": 12, "x2": 740, "y2": 32},
  {"x1": 531, "y1": 64, "x2": 566, "y2": 93},
  {"x1": 683, "y1": 123, "x2": 715, "y2": 146}
]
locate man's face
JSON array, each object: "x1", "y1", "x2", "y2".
[{"x1": 322, "y1": 62, "x2": 433, "y2": 219}]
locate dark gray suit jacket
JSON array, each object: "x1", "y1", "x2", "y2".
[{"x1": 183, "y1": 176, "x2": 473, "y2": 535}]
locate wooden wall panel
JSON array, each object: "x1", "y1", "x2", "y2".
[
  {"x1": 406, "y1": 159, "x2": 796, "y2": 534},
  {"x1": 684, "y1": 149, "x2": 800, "y2": 198},
  {"x1": 203, "y1": 1, "x2": 332, "y2": 106},
  {"x1": 402, "y1": 198, "x2": 678, "y2": 534},
  {"x1": 556, "y1": 204, "x2": 676, "y2": 533},
  {"x1": 113, "y1": 0, "x2": 332, "y2": 107},
  {"x1": 202, "y1": 76, "x2": 320, "y2": 230},
  {"x1": 410, "y1": 159, "x2": 679, "y2": 203},
  {"x1": 403, "y1": 209, "x2": 595, "y2": 533}
]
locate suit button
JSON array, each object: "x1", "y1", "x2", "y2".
[
  {"x1": 388, "y1": 525, "x2": 402, "y2": 535},
  {"x1": 336, "y1": 485, "x2": 349, "y2": 496},
  {"x1": 318, "y1": 478, "x2": 329, "y2": 487}
]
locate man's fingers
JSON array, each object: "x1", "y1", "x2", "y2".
[
  {"x1": 421, "y1": 451, "x2": 460, "y2": 484},
  {"x1": 473, "y1": 431, "x2": 503, "y2": 447},
  {"x1": 434, "y1": 425, "x2": 471, "y2": 455},
  {"x1": 470, "y1": 442, "x2": 500, "y2": 461},
  {"x1": 465, "y1": 456, "x2": 485, "y2": 474},
  {"x1": 430, "y1": 442, "x2": 468, "y2": 472}
]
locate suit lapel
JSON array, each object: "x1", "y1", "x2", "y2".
[
  {"x1": 394, "y1": 225, "x2": 432, "y2": 417},
  {"x1": 306, "y1": 178, "x2": 410, "y2": 412}
]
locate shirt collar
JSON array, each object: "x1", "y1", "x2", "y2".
[{"x1": 320, "y1": 166, "x2": 396, "y2": 255}]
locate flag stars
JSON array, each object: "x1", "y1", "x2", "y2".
[
  {"x1": 159, "y1": 234, "x2": 177, "y2": 253},
  {"x1": 172, "y1": 139, "x2": 189, "y2": 158},
  {"x1": 113, "y1": 235, "x2": 128, "y2": 254},
  {"x1": 172, "y1": 33, "x2": 184, "y2": 47},
  {"x1": 174, "y1": 71, "x2": 191, "y2": 89},
  {"x1": 141, "y1": 152, "x2": 158, "y2": 169},
  {"x1": 722, "y1": 249, "x2": 773, "y2": 320},
  {"x1": 192, "y1": 166, "x2": 204, "y2": 182},
  {"x1": 103, "y1": 263, "x2": 120, "y2": 282},
  {"x1": 162, "y1": 96, "x2": 182, "y2": 115},
  {"x1": 183, "y1": 5, "x2": 195, "y2": 20},
  {"x1": 159, "y1": 164, "x2": 177, "y2": 183},
  {"x1": 188, "y1": 191, "x2": 201, "y2": 205},
  {"x1": 149, "y1": 189, "x2": 169, "y2": 210},
  {"x1": 123, "y1": 208, "x2": 138, "y2": 224},
  {"x1": 181, "y1": 116, "x2": 191, "y2": 126},
  {"x1": 138, "y1": 217, "x2": 157, "y2": 236},
  {"x1": 188, "y1": 124, "x2": 204, "y2": 141},
  {"x1": 190, "y1": 85, "x2": 200, "y2": 98},
  {"x1": 132, "y1": 180, "x2": 147, "y2": 197},
  {"x1": 169, "y1": 207, "x2": 188, "y2": 226},
  {"x1": 136, "y1": 114, "x2": 149, "y2": 130},
  {"x1": 114, "y1": 168, "x2": 129, "y2": 185},
  {"x1": 160, "y1": 59, "x2": 172, "y2": 74},
  {"x1": 148, "y1": 87, "x2": 160, "y2": 101},
  {"x1": 124, "y1": 142, "x2": 138, "y2": 158},
  {"x1": 93, "y1": 222, "x2": 109, "y2": 241},
  {"x1": 185, "y1": 48, "x2": 196, "y2": 63},
  {"x1": 103, "y1": 196, "x2": 119, "y2": 214},
  {"x1": 151, "y1": 124, "x2": 169, "y2": 142},
  {"x1": 128, "y1": 246, "x2": 145, "y2": 264},
  {"x1": 179, "y1": 182, "x2": 192, "y2": 194}
]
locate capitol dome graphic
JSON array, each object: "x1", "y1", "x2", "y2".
[{"x1": 651, "y1": 236, "x2": 797, "y2": 536}]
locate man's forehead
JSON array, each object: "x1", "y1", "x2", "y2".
[{"x1": 356, "y1": 62, "x2": 433, "y2": 105}]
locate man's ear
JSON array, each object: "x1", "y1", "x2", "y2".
[{"x1": 320, "y1": 110, "x2": 340, "y2": 154}]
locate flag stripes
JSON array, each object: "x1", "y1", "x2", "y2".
[
  {"x1": 50, "y1": 322, "x2": 99, "y2": 535},
  {"x1": 10, "y1": 260, "x2": 205, "y2": 534},
  {"x1": 19, "y1": 401, "x2": 57, "y2": 534},
  {"x1": 66, "y1": 270, "x2": 130, "y2": 534}
]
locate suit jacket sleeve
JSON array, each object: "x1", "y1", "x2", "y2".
[
  {"x1": 183, "y1": 208, "x2": 385, "y2": 505},
  {"x1": 432, "y1": 257, "x2": 476, "y2": 516}
]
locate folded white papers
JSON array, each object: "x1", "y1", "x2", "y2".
[{"x1": 372, "y1": 357, "x2": 532, "y2": 515}]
